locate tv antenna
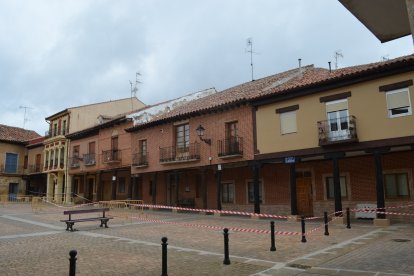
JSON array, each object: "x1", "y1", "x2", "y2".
[
  {"x1": 334, "y1": 50, "x2": 343, "y2": 69},
  {"x1": 381, "y1": 55, "x2": 389, "y2": 61},
  {"x1": 19, "y1": 105, "x2": 33, "y2": 129},
  {"x1": 246, "y1": 38, "x2": 258, "y2": 81},
  {"x1": 129, "y1": 72, "x2": 142, "y2": 110}
]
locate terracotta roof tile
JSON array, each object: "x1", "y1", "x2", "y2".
[
  {"x1": 0, "y1": 124, "x2": 41, "y2": 143},
  {"x1": 129, "y1": 54, "x2": 414, "y2": 130}
]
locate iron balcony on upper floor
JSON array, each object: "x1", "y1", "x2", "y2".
[
  {"x1": 160, "y1": 143, "x2": 200, "y2": 164},
  {"x1": 217, "y1": 137, "x2": 243, "y2": 158},
  {"x1": 102, "y1": 150, "x2": 122, "y2": 164},
  {"x1": 318, "y1": 115, "x2": 358, "y2": 146},
  {"x1": 132, "y1": 152, "x2": 148, "y2": 167}
]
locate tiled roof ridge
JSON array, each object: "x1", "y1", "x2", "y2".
[{"x1": 0, "y1": 124, "x2": 41, "y2": 143}]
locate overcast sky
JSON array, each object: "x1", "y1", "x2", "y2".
[{"x1": 1, "y1": 0, "x2": 413, "y2": 135}]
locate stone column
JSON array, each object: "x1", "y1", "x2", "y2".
[
  {"x1": 55, "y1": 172, "x2": 64, "y2": 203},
  {"x1": 46, "y1": 174, "x2": 53, "y2": 202},
  {"x1": 65, "y1": 174, "x2": 73, "y2": 204}
]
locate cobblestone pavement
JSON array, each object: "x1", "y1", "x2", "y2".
[{"x1": 0, "y1": 203, "x2": 413, "y2": 275}]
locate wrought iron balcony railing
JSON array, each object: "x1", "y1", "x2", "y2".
[
  {"x1": 318, "y1": 115, "x2": 358, "y2": 146},
  {"x1": 102, "y1": 150, "x2": 122, "y2": 163},
  {"x1": 132, "y1": 152, "x2": 148, "y2": 166},
  {"x1": 28, "y1": 165, "x2": 42, "y2": 173},
  {"x1": 218, "y1": 137, "x2": 243, "y2": 157},
  {"x1": 160, "y1": 143, "x2": 200, "y2": 163},
  {"x1": 70, "y1": 157, "x2": 81, "y2": 168},
  {"x1": 83, "y1": 153, "x2": 96, "y2": 166}
]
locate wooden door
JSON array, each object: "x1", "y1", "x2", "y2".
[{"x1": 296, "y1": 171, "x2": 313, "y2": 217}]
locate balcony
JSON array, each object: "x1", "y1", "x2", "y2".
[
  {"x1": 318, "y1": 115, "x2": 358, "y2": 146},
  {"x1": 70, "y1": 157, "x2": 81, "y2": 168},
  {"x1": 132, "y1": 152, "x2": 148, "y2": 167},
  {"x1": 218, "y1": 137, "x2": 243, "y2": 158},
  {"x1": 102, "y1": 150, "x2": 122, "y2": 164},
  {"x1": 28, "y1": 165, "x2": 42, "y2": 174},
  {"x1": 83, "y1": 153, "x2": 96, "y2": 166},
  {"x1": 160, "y1": 143, "x2": 200, "y2": 164}
]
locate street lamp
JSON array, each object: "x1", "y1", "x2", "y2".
[{"x1": 196, "y1": 124, "x2": 211, "y2": 145}]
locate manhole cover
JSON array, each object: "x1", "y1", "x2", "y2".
[{"x1": 392, "y1": 239, "x2": 411, "y2": 242}]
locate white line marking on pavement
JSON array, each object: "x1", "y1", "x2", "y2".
[
  {"x1": 0, "y1": 231, "x2": 62, "y2": 239},
  {"x1": 1, "y1": 215, "x2": 62, "y2": 230},
  {"x1": 311, "y1": 266, "x2": 414, "y2": 276},
  {"x1": 80, "y1": 231, "x2": 283, "y2": 266}
]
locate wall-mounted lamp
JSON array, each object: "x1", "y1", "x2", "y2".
[{"x1": 196, "y1": 124, "x2": 211, "y2": 145}]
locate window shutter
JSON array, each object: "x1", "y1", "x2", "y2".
[
  {"x1": 280, "y1": 111, "x2": 297, "y2": 134},
  {"x1": 387, "y1": 90, "x2": 410, "y2": 109},
  {"x1": 326, "y1": 100, "x2": 348, "y2": 113}
]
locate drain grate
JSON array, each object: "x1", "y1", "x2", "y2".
[{"x1": 392, "y1": 239, "x2": 411, "y2": 242}]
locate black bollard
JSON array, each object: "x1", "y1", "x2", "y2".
[
  {"x1": 301, "y1": 216, "x2": 307, "y2": 243},
  {"x1": 69, "y1": 249, "x2": 77, "y2": 276},
  {"x1": 324, "y1": 212, "x2": 329, "y2": 236},
  {"x1": 346, "y1": 208, "x2": 351, "y2": 229},
  {"x1": 270, "y1": 221, "x2": 276, "y2": 251},
  {"x1": 161, "y1": 237, "x2": 168, "y2": 276},
  {"x1": 223, "y1": 228, "x2": 231, "y2": 265}
]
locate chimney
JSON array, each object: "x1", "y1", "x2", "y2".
[
  {"x1": 328, "y1": 61, "x2": 332, "y2": 73},
  {"x1": 298, "y1": 58, "x2": 302, "y2": 73}
]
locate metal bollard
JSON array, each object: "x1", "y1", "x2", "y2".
[
  {"x1": 270, "y1": 221, "x2": 276, "y2": 251},
  {"x1": 324, "y1": 212, "x2": 329, "y2": 236},
  {"x1": 69, "y1": 249, "x2": 77, "y2": 276},
  {"x1": 161, "y1": 237, "x2": 168, "y2": 276},
  {"x1": 223, "y1": 228, "x2": 231, "y2": 265},
  {"x1": 346, "y1": 208, "x2": 351, "y2": 229},
  {"x1": 301, "y1": 216, "x2": 307, "y2": 243}
]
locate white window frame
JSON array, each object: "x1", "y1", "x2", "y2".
[
  {"x1": 279, "y1": 111, "x2": 297, "y2": 135},
  {"x1": 386, "y1": 88, "x2": 412, "y2": 118},
  {"x1": 323, "y1": 173, "x2": 351, "y2": 201}
]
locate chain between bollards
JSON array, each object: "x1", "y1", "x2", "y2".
[
  {"x1": 223, "y1": 228, "x2": 231, "y2": 265},
  {"x1": 324, "y1": 211, "x2": 329, "y2": 236},
  {"x1": 270, "y1": 221, "x2": 276, "y2": 251},
  {"x1": 346, "y1": 207, "x2": 351, "y2": 229},
  {"x1": 161, "y1": 237, "x2": 168, "y2": 276},
  {"x1": 69, "y1": 249, "x2": 77, "y2": 276},
  {"x1": 301, "y1": 216, "x2": 307, "y2": 243}
]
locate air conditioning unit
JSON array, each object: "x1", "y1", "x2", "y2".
[{"x1": 355, "y1": 203, "x2": 377, "y2": 219}]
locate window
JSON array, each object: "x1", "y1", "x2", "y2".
[
  {"x1": 24, "y1": 155, "x2": 28, "y2": 169},
  {"x1": 62, "y1": 120, "x2": 67, "y2": 135},
  {"x1": 222, "y1": 182, "x2": 235, "y2": 203},
  {"x1": 384, "y1": 173, "x2": 410, "y2": 199},
  {"x1": 139, "y1": 139, "x2": 147, "y2": 155},
  {"x1": 326, "y1": 176, "x2": 347, "y2": 199},
  {"x1": 53, "y1": 123, "x2": 57, "y2": 136},
  {"x1": 118, "y1": 177, "x2": 126, "y2": 193},
  {"x1": 5, "y1": 153, "x2": 18, "y2": 173},
  {"x1": 73, "y1": 146, "x2": 79, "y2": 157},
  {"x1": 226, "y1": 121, "x2": 238, "y2": 140},
  {"x1": 247, "y1": 180, "x2": 263, "y2": 203},
  {"x1": 386, "y1": 88, "x2": 412, "y2": 118},
  {"x1": 88, "y1": 141, "x2": 95, "y2": 154},
  {"x1": 176, "y1": 124, "x2": 189, "y2": 149},
  {"x1": 280, "y1": 111, "x2": 297, "y2": 134}
]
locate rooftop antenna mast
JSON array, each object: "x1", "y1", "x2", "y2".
[
  {"x1": 130, "y1": 72, "x2": 141, "y2": 110},
  {"x1": 246, "y1": 38, "x2": 256, "y2": 81},
  {"x1": 334, "y1": 50, "x2": 343, "y2": 69},
  {"x1": 19, "y1": 105, "x2": 32, "y2": 129}
]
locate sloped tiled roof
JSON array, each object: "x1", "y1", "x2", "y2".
[
  {"x1": 0, "y1": 124, "x2": 41, "y2": 144},
  {"x1": 127, "y1": 54, "x2": 414, "y2": 131}
]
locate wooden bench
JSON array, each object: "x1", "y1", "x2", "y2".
[{"x1": 61, "y1": 208, "x2": 113, "y2": 232}]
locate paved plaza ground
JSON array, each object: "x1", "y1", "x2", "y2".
[{"x1": 0, "y1": 202, "x2": 413, "y2": 275}]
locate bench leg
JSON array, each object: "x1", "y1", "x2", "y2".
[
  {"x1": 69, "y1": 222, "x2": 75, "y2": 232},
  {"x1": 65, "y1": 222, "x2": 70, "y2": 231},
  {"x1": 100, "y1": 219, "x2": 109, "y2": 228}
]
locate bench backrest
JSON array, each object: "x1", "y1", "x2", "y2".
[{"x1": 64, "y1": 208, "x2": 109, "y2": 215}]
